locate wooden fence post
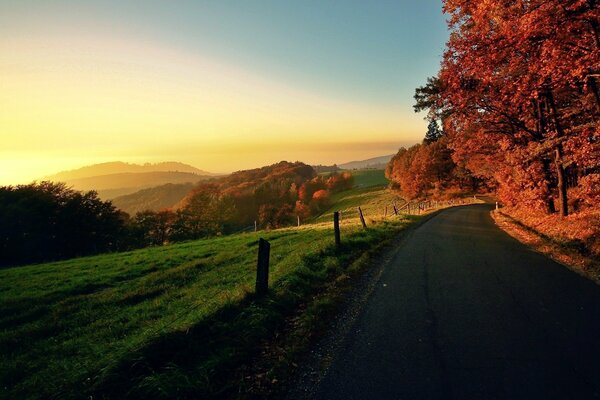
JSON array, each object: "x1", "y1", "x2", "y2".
[
  {"x1": 255, "y1": 238, "x2": 270, "y2": 296},
  {"x1": 358, "y1": 207, "x2": 367, "y2": 228},
  {"x1": 254, "y1": 220, "x2": 257, "y2": 232},
  {"x1": 333, "y1": 211, "x2": 341, "y2": 247},
  {"x1": 297, "y1": 215, "x2": 300, "y2": 227}
]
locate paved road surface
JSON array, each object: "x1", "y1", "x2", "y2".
[{"x1": 312, "y1": 204, "x2": 600, "y2": 400}]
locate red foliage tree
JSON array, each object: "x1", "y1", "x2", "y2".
[{"x1": 416, "y1": 0, "x2": 599, "y2": 215}]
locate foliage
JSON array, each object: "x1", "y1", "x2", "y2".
[
  {"x1": 386, "y1": 137, "x2": 479, "y2": 199},
  {"x1": 0, "y1": 182, "x2": 126, "y2": 267},
  {"x1": 312, "y1": 164, "x2": 341, "y2": 174},
  {"x1": 131, "y1": 162, "x2": 355, "y2": 241},
  {"x1": 416, "y1": 0, "x2": 600, "y2": 215}
]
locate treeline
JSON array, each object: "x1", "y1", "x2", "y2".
[
  {"x1": 0, "y1": 162, "x2": 353, "y2": 267},
  {"x1": 385, "y1": 124, "x2": 483, "y2": 199},
  {"x1": 0, "y1": 182, "x2": 127, "y2": 267},
  {"x1": 411, "y1": 0, "x2": 599, "y2": 215}
]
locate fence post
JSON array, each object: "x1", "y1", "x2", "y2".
[
  {"x1": 297, "y1": 215, "x2": 300, "y2": 227},
  {"x1": 333, "y1": 211, "x2": 341, "y2": 247},
  {"x1": 255, "y1": 238, "x2": 270, "y2": 296},
  {"x1": 384, "y1": 206, "x2": 388, "y2": 219},
  {"x1": 358, "y1": 207, "x2": 367, "y2": 228},
  {"x1": 254, "y1": 220, "x2": 257, "y2": 232}
]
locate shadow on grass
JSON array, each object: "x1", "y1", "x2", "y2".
[{"x1": 86, "y1": 228, "x2": 396, "y2": 400}]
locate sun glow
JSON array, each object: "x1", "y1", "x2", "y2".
[{"x1": 1, "y1": 32, "x2": 423, "y2": 184}]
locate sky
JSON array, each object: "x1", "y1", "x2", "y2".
[{"x1": 0, "y1": 0, "x2": 448, "y2": 184}]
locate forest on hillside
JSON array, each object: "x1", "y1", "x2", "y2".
[
  {"x1": 0, "y1": 162, "x2": 353, "y2": 267},
  {"x1": 387, "y1": 0, "x2": 598, "y2": 217}
]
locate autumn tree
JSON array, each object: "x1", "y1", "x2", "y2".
[
  {"x1": 386, "y1": 138, "x2": 462, "y2": 199},
  {"x1": 326, "y1": 171, "x2": 354, "y2": 192},
  {"x1": 416, "y1": 0, "x2": 599, "y2": 215}
]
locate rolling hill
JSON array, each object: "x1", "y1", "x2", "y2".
[
  {"x1": 111, "y1": 183, "x2": 196, "y2": 215},
  {"x1": 338, "y1": 154, "x2": 394, "y2": 170},
  {"x1": 43, "y1": 161, "x2": 217, "y2": 199},
  {"x1": 46, "y1": 161, "x2": 214, "y2": 181}
]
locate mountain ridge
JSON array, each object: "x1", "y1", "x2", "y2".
[
  {"x1": 338, "y1": 154, "x2": 394, "y2": 170},
  {"x1": 45, "y1": 161, "x2": 216, "y2": 182}
]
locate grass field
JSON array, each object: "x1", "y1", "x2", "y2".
[
  {"x1": 313, "y1": 169, "x2": 403, "y2": 224},
  {"x1": 0, "y1": 169, "x2": 414, "y2": 399},
  {"x1": 348, "y1": 168, "x2": 389, "y2": 188}
]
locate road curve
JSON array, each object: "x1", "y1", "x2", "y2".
[{"x1": 311, "y1": 204, "x2": 600, "y2": 400}]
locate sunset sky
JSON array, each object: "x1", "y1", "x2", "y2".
[{"x1": 0, "y1": 1, "x2": 448, "y2": 185}]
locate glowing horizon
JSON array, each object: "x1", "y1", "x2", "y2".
[{"x1": 0, "y1": 1, "x2": 447, "y2": 185}]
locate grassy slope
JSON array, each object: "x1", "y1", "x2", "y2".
[
  {"x1": 314, "y1": 169, "x2": 403, "y2": 223},
  {"x1": 0, "y1": 169, "x2": 410, "y2": 399}
]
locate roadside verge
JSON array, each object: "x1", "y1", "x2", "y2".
[{"x1": 492, "y1": 210, "x2": 600, "y2": 285}]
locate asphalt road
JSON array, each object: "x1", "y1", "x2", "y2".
[{"x1": 311, "y1": 204, "x2": 600, "y2": 400}]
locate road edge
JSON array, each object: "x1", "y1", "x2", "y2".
[
  {"x1": 282, "y1": 207, "x2": 446, "y2": 399},
  {"x1": 491, "y1": 210, "x2": 600, "y2": 285}
]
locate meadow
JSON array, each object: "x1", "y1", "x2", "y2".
[
  {"x1": 0, "y1": 169, "x2": 417, "y2": 399},
  {"x1": 314, "y1": 169, "x2": 401, "y2": 223}
]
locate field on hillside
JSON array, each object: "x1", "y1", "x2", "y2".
[
  {"x1": 313, "y1": 169, "x2": 404, "y2": 224},
  {"x1": 0, "y1": 228, "x2": 324, "y2": 398},
  {"x1": 0, "y1": 172, "x2": 416, "y2": 399},
  {"x1": 350, "y1": 169, "x2": 389, "y2": 187}
]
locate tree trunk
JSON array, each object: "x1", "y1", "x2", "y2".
[
  {"x1": 542, "y1": 159, "x2": 556, "y2": 214},
  {"x1": 537, "y1": 97, "x2": 555, "y2": 213},
  {"x1": 588, "y1": 76, "x2": 600, "y2": 114},
  {"x1": 545, "y1": 89, "x2": 569, "y2": 217},
  {"x1": 554, "y1": 145, "x2": 568, "y2": 217}
]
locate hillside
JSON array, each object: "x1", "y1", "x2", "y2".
[
  {"x1": 111, "y1": 183, "x2": 196, "y2": 215},
  {"x1": 0, "y1": 178, "x2": 415, "y2": 399},
  {"x1": 41, "y1": 162, "x2": 218, "y2": 199},
  {"x1": 65, "y1": 171, "x2": 210, "y2": 199},
  {"x1": 174, "y1": 161, "x2": 320, "y2": 229},
  {"x1": 313, "y1": 169, "x2": 394, "y2": 224},
  {"x1": 339, "y1": 154, "x2": 394, "y2": 170}
]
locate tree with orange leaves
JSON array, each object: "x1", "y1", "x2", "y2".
[{"x1": 416, "y1": 0, "x2": 599, "y2": 215}]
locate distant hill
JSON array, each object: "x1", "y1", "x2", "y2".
[
  {"x1": 111, "y1": 183, "x2": 196, "y2": 215},
  {"x1": 64, "y1": 172, "x2": 209, "y2": 199},
  {"x1": 43, "y1": 161, "x2": 217, "y2": 199},
  {"x1": 46, "y1": 161, "x2": 214, "y2": 181},
  {"x1": 339, "y1": 155, "x2": 394, "y2": 170}
]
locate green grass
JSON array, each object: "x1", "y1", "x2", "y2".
[
  {"x1": 313, "y1": 169, "x2": 403, "y2": 224},
  {"x1": 0, "y1": 175, "x2": 415, "y2": 400},
  {"x1": 349, "y1": 169, "x2": 389, "y2": 188}
]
